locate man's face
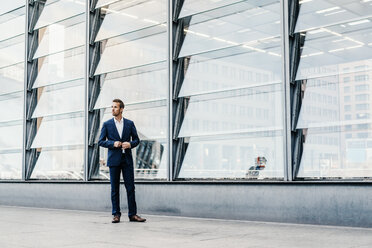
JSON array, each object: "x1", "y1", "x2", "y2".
[{"x1": 111, "y1": 102, "x2": 123, "y2": 116}]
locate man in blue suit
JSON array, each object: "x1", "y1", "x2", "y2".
[{"x1": 98, "y1": 99, "x2": 146, "y2": 223}]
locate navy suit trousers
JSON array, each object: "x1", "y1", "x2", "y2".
[{"x1": 109, "y1": 154, "x2": 137, "y2": 217}]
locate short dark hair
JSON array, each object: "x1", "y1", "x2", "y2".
[{"x1": 113, "y1": 99, "x2": 124, "y2": 109}]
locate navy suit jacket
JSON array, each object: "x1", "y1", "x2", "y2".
[{"x1": 98, "y1": 117, "x2": 140, "y2": 167}]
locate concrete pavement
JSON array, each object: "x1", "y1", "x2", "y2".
[{"x1": 0, "y1": 205, "x2": 371, "y2": 248}]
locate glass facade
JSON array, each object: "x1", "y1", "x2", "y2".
[
  {"x1": 0, "y1": 0, "x2": 371, "y2": 181},
  {"x1": 176, "y1": 1, "x2": 285, "y2": 179},
  {"x1": 294, "y1": 0, "x2": 372, "y2": 178},
  {"x1": 0, "y1": 2, "x2": 25, "y2": 179}
]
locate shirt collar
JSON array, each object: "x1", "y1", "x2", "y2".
[{"x1": 114, "y1": 117, "x2": 124, "y2": 124}]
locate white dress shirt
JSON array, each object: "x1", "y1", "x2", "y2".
[{"x1": 114, "y1": 117, "x2": 125, "y2": 153}]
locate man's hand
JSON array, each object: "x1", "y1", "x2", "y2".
[
  {"x1": 114, "y1": 141, "x2": 122, "y2": 148},
  {"x1": 122, "y1": 142, "x2": 131, "y2": 149}
]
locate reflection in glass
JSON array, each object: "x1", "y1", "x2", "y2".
[
  {"x1": 0, "y1": 1, "x2": 24, "y2": 16},
  {"x1": 33, "y1": 50, "x2": 84, "y2": 88},
  {"x1": 0, "y1": 123, "x2": 23, "y2": 151},
  {"x1": 179, "y1": 88, "x2": 283, "y2": 137},
  {"x1": 0, "y1": 6, "x2": 24, "y2": 179},
  {"x1": 179, "y1": 45, "x2": 281, "y2": 97},
  {"x1": 179, "y1": 0, "x2": 244, "y2": 18},
  {"x1": 27, "y1": 2, "x2": 87, "y2": 180},
  {"x1": 179, "y1": 133, "x2": 284, "y2": 179},
  {"x1": 94, "y1": 32, "x2": 167, "y2": 75},
  {"x1": 0, "y1": 63, "x2": 24, "y2": 95},
  {"x1": 34, "y1": 0, "x2": 85, "y2": 30},
  {"x1": 32, "y1": 83, "x2": 84, "y2": 118},
  {"x1": 33, "y1": 20, "x2": 85, "y2": 59},
  {"x1": 179, "y1": 1, "x2": 281, "y2": 58},
  {"x1": 0, "y1": 37, "x2": 24, "y2": 68},
  {"x1": 30, "y1": 148, "x2": 84, "y2": 180},
  {"x1": 295, "y1": 0, "x2": 372, "y2": 178},
  {"x1": 0, "y1": 153, "x2": 22, "y2": 180},
  {"x1": 299, "y1": 127, "x2": 372, "y2": 178},
  {"x1": 95, "y1": 0, "x2": 166, "y2": 41},
  {"x1": 31, "y1": 115, "x2": 84, "y2": 149},
  {"x1": 175, "y1": 0, "x2": 284, "y2": 179},
  {"x1": 296, "y1": 20, "x2": 372, "y2": 80},
  {"x1": 295, "y1": 0, "x2": 372, "y2": 33}
]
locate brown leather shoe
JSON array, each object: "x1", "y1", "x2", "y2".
[
  {"x1": 129, "y1": 215, "x2": 146, "y2": 222},
  {"x1": 112, "y1": 215, "x2": 120, "y2": 223}
]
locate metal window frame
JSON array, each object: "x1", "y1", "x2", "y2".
[
  {"x1": 12, "y1": 0, "x2": 372, "y2": 183},
  {"x1": 281, "y1": 0, "x2": 292, "y2": 181}
]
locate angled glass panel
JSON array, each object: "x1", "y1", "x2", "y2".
[
  {"x1": 31, "y1": 115, "x2": 84, "y2": 149},
  {"x1": 178, "y1": 132, "x2": 284, "y2": 179},
  {"x1": 30, "y1": 148, "x2": 84, "y2": 180},
  {"x1": 296, "y1": 19, "x2": 372, "y2": 80},
  {"x1": 0, "y1": 63, "x2": 24, "y2": 95},
  {"x1": 96, "y1": 0, "x2": 121, "y2": 8},
  {"x1": 95, "y1": 0, "x2": 166, "y2": 41},
  {"x1": 94, "y1": 69, "x2": 167, "y2": 109},
  {"x1": 179, "y1": 86, "x2": 283, "y2": 138},
  {"x1": 93, "y1": 0, "x2": 168, "y2": 180},
  {"x1": 0, "y1": 153, "x2": 22, "y2": 180},
  {"x1": 33, "y1": 21, "x2": 85, "y2": 59},
  {"x1": 0, "y1": 37, "x2": 25, "y2": 68},
  {"x1": 175, "y1": 0, "x2": 283, "y2": 179},
  {"x1": 295, "y1": 0, "x2": 372, "y2": 179},
  {"x1": 297, "y1": 72, "x2": 372, "y2": 129},
  {"x1": 0, "y1": 0, "x2": 25, "y2": 16},
  {"x1": 34, "y1": 0, "x2": 85, "y2": 30},
  {"x1": 94, "y1": 32, "x2": 166, "y2": 75},
  {"x1": 295, "y1": 0, "x2": 372, "y2": 32},
  {"x1": 28, "y1": 2, "x2": 86, "y2": 180},
  {"x1": 298, "y1": 127, "x2": 372, "y2": 178},
  {"x1": 179, "y1": 45, "x2": 282, "y2": 97},
  {"x1": 0, "y1": 9, "x2": 25, "y2": 42},
  {"x1": 178, "y1": 1, "x2": 281, "y2": 58},
  {"x1": 0, "y1": 123, "x2": 23, "y2": 151},
  {"x1": 33, "y1": 49, "x2": 84, "y2": 88},
  {"x1": 179, "y1": 0, "x2": 245, "y2": 18},
  {"x1": 32, "y1": 83, "x2": 84, "y2": 118},
  {"x1": 0, "y1": 6, "x2": 24, "y2": 180},
  {"x1": 0, "y1": 93, "x2": 23, "y2": 122}
]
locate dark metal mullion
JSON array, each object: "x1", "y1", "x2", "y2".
[
  {"x1": 86, "y1": 0, "x2": 104, "y2": 180},
  {"x1": 171, "y1": 3, "x2": 192, "y2": 180},
  {"x1": 288, "y1": 1, "x2": 305, "y2": 180},
  {"x1": 23, "y1": 0, "x2": 45, "y2": 180}
]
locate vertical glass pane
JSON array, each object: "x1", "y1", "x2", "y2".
[
  {"x1": 295, "y1": 0, "x2": 372, "y2": 178},
  {"x1": 177, "y1": 1, "x2": 284, "y2": 179},
  {"x1": 0, "y1": 5, "x2": 25, "y2": 180},
  {"x1": 29, "y1": 1, "x2": 86, "y2": 180},
  {"x1": 92, "y1": 0, "x2": 168, "y2": 180}
]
